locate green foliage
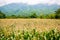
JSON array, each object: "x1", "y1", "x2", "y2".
[
  {"x1": 46, "y1": 13, "x2": 56, "y2": 19},
  {"x1": 1, "y1": 8, "x2": 60, "y2": 19},
  {"x1": 39, "y1": 14, "x2": 46, "y2": 19},
  {"x1": 29, "y1": 12, "x2": 38, "y2": 18},
  {"x1": 0, "y1": 26, "x2": 60, "y2": 40},
  {"x1": 0, "y1": 11, "x2": 6, "y2": 18},
  {"x1": 55, "y1": 8, "x2": 60, "y2": 19}
]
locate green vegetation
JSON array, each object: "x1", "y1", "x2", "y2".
[
  {"x1": 0, "y1": 26, "x2": 60, "y2": 40},
  {"x1": 0, "y1": 11, "x2": 6, "y2": 18},
  {"x1": 29, "y1": 12, "x2": 38, "y2": 18},
  {"x1": 55, "y1": 8, "x2": 60, "y2": 19},
  {"x1": 0, "y1": 8, "x2": 60, "y2": 19}
]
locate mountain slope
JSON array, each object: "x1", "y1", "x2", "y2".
[{"x1": 0, "y1": 3, "x2": 60, "y2": 16}]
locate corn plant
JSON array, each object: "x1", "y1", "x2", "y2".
[{"x1": 0, "y1": 26, "x2": 60, "y2": 40}]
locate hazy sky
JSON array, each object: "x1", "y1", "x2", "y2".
[{"x1": 0, "y1": 0, "x2": 60, "y2": 6}]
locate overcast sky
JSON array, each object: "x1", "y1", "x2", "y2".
[{"x1": 0, "y1": 0, "x2": 60, "y2": 6}]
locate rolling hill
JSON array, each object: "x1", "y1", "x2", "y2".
[{"x1": 0, "y1": 3, "x2": 60, "y2": 16}]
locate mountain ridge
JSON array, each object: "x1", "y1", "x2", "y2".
[{"x1": 0, "y1": 3, "x2": 60, "y2": 16}]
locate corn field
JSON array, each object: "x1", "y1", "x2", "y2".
[
  {"x1": 0, "y1": 19, "x2": 60, "y2": 40},
  {"x1": 0, "y1": 26, "x2": 60, "y2": 40}
]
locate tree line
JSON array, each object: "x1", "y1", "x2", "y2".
[{"x1": 0, "y1": 8, "x2": 60, "y2": 19}]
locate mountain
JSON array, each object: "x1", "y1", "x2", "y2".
[{"x1": 0, "y1": 3, "x2": 60, "y2": 16}]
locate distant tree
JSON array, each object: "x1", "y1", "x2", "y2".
[
  {"x1": 46, "y1": 13, "x2": 56, "y2": 19},
  {"x1": 0, "y1": 11, "x2": 6, "y2": 18},
  {"x1": 11, "y1": 15, "x2": 17, "y2": 18},
  {"x1": 30, "y1": 12, "x2": 37, "y2": 18},
  {"x1": 39, "y1": 14, "x2": 45, "y2": 19},
  {"x1": 17, "y1": 15, "x2": 21, "y2": 18},
  {"x1": 55, "y1": 8, "x2": 60, "y2": 19}
]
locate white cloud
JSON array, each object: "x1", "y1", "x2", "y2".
[{"x1": 0, "y1": 0, "x2": 60, "y2": 6}]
